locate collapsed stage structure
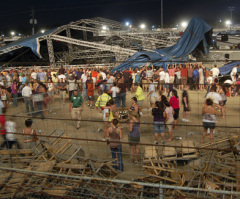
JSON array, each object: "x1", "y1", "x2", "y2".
[{"x1": 0, "y1": 17, "x2": 178, "y2": 66}]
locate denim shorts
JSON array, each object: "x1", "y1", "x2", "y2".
[
  {"x1": 203, "y1": 122, "x2": 215, "y2": 130},
  {"x1": 153, "y1": 121, "x2": 165, "y2": 133}
]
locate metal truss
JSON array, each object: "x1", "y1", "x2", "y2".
[
  {"x1": 47, "y1": 39, "x2": 55, "y2": 66},
  {"x1": 49, "y1": 35, "x2": 137, "y2": 56},
  {"x1": 0, "y1": 46, "x2": 22, "y2": 55},
  {"x1": 72, "y1": 17, "x2": 125, "y2": 29},
  {"x1": 55, "y1": 50, "x2": 115, "y2": 60},
  {"x1": 0, "y1": 17, "x2": 181, "y2": 65}
]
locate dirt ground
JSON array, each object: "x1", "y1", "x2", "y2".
[{"x1": 3, "y1": 89, "x2": 240, "y2": 180}]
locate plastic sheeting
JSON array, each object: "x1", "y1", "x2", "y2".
[
  {"x1": 0, "y1": 29, "x2": 57, "y2": 58},
  {"x1": 112, "y1": 17, "x2": 212, "y2": 72},
  {"x1": 219, "y1": 62, "x2": 240, "y2": 76}
]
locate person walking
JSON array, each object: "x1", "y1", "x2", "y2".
[
  {"x1": 182, "y1": 85, "x2": 190, "y2": 122},
  {"x1": 58, "y1": 78, "x2": 67, "y2": 104},
  {"x1": 87, "y1": 77, "x2": 94, "y2": 108},
  {"x1": 117, "y1": 79, "x2": 127, "y2": 108},
  {"x1": 23, "y1": 119, "x2": 38, "y2": 149},
  {"x1": 128, "y1": 111, "x2": 140, "y2": 164},
  {"x1": 164, "y1": 102, "x2": 174, "y2": 142},
  {"x1": 202, "y1": 98, "x2": 218, "y2": 143},
  {"x1": 106, "y1": 119, "x2": 124, "y2": 172},
  {"x1": 68, "y1": 76, "x2": 77, "y2": 100},
  {"x1": 22, "y1": 82, "x2": 34, "y2": 116},
  {"x1": 152, "y1": 101, "x2": 166, "y2": 144},
  {"x1": 6, "y1": 116, "x2": 20, "y2": 149},
  {"x1": 70, "y1": 90, "x2": 84, "y2": 129},
  {"x1": 147, "y1": 79, "x2": 157, "y2": 108},
  {"x1": 11, "y1": 80, "x2": 18, "y2": 107},
  {"x1": 169, "y1": 90, "x2": 180, "y2": 129},
  {"x1": 134, "y1": 83, "x2": 145, "y2": 116}
]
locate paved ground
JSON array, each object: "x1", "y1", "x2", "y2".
[{"x1": 3, "y1": 89, "x2": 240, "y2": 180}]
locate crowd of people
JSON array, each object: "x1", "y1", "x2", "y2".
[{"x1": 0, "y1": 63, "x2": 239, "y2": 172}]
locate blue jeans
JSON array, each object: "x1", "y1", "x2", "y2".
[
  {"x1": 34, "y1": 101, "x2": 45, "y2": 119},
  {"x1": 110, "y1": 146, "x2": 124, "y2": 172},
  {"x1": 153, "y1": 121, "x2": 165, "y2": 134},
  {"x1": 82, "y1": 84, "x2": 88, "y2": 100},
  {"x1": 116, "y1": 93, "x2": 126, "y2": 108},
  {"x1": 12, "y1": 93, "x2": 18, "y2": 106},
  {"x1": 24, "y1": 97, "x2": 34, "y2": 115}
]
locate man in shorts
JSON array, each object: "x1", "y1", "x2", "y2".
[
  {"x1": 70, "y1": 90, "x2": 84, "y2": 129},
  {"x1": 147, "y1": 79, "x2": 157, "y2": 108}
]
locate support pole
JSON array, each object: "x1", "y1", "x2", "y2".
[
  {"x1": 83, "y1": 23, "x2": 87, "y2": 40},
  {"x1": 32, "y1": 8, "x2": 35, "y2": 35},
  {"x1": 47, "y1": 39, "x2": 55, "y2": 66},
  {"x1": 66, "y1": 28, "x2": 73, "y2": 63},
  {"x1": 161, "y1": 0, "x2": 163, "y2": 30}
]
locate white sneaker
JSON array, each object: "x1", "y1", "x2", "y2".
[
  {"x1": 154, "y1": 141, "x2": 158, "y2": 145},
  {"x1": 181, "y1": 118, "x2": 187, "y2": 122},
  {"x1": 139, "y1": 112, "x2": 143, "y2": 116}
]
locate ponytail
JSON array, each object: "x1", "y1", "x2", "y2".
[{"x1": 172, "y1": 89, "x2": 178, "y2": 99}]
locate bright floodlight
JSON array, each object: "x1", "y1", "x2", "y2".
[
  {"x1": 18, "y1": 33, "x2": 21, "y2": 36},
  {"x1": 140, "y1": 24, "x2": 146, "y2": 29},
  {"x1": 41, "y1": 29, "x2": 45, "y2": 33},
  {"x1": 10, "y1": 31, "x2": 15, "y2": 36},
  {"x1": 102, "y1": 26, "x2": 107, "y2": 30},
  {"x1": 125, "y1": 22, "x2": 130, "y2": 26},
  {"x1": 181, "y1": 22, "x2": 188, "y2": 28},
  {"x1": 226, "y1": 20, "x2": 231, "y2": 25}
]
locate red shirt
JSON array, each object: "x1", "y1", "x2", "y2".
[
  {"x1": 92, "y1": 71, "x2": 98, "y2": 78},
  {"x1": 0, "y1": 115, "x2": 6, "y2": 135},
  {"x1": 169, "y1": 96, "x2": 179, "y2": 109},
  {"x1": 180, "y1": 68, "x2": 188, "y2": 77},
  {"x1": 206, "y1": 70, "x2": 211, "y2": 78},
  {"x1": 168, "y1": 69, "x2": 175, "y2": 77}
]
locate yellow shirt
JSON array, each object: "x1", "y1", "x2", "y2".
[
  {"x1": 108, "y1": 111, "x2": 114, "y2": 122},
  {"x1": 135, "y1": 86, "x2": 145, "y2": 101},
  {"x1": 95, "y1": 93, "x2": 111, "y2": 107}
]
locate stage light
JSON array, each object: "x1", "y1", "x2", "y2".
[{"x1": 140, "y1": 24, "x2": 146, "y2": 29}]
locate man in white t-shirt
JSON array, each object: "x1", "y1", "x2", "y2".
[
  {"x1": 164, "y1": 70, "x2": 170, "y2": 94},
  {"x1": 159, "y1": 68, "x2": 165, "y2": 91},
  {"x1": 147, "y1": 79, "x2": 157, "y2": 107},
  {"x1": 100, "y1": 70, "x2": 106, "y2": 80},
  {"x1": 210, "y1": 65, "x2": 220, "y2": 79},
  {"x1": 22, "y1": 82, "x2": 34, "y2": 115},
  {"x1": 206, "y1": 85, "x2": 222, "y2": 107},
  {"x1": 81, "y1": 73, "x2": 88, "y2": 99},
  {"x1": 230, "y1": 64, "x2": 239, "y2": 82},
  {"x1": 31, "y1": 70, "x2": 37, "y2": 80},
  {"x1": 58, "y1": 74, "x2": 67, "y2": 82},
  {"x1": 109, "y1": 82, "x2": 120, "y2": 99}
]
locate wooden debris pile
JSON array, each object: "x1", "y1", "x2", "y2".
[
  {"x1": 137, "y1": 137, "x2": 240, "y2": 198},
  {"x1": 0, "y1": 129, "x2": 120, "y2": 198}
]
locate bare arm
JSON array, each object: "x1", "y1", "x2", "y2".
[{"x1": 118, "y1": 128, "x2": 123, "y2": 139}]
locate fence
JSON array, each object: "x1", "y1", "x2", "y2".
[{"x1": 0, "y1": 88, "x2": 240, "y2": 198}]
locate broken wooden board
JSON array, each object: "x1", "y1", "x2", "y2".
[{"x1": 144, "y1": 146, "x2": 157, "y2": 159}]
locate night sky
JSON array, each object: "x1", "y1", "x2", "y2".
[{"x1": 0, "y1": 0, "x2": 240, "y2": 34}]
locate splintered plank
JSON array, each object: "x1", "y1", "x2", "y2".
[
  {"x1": 143, "y1": 165, "x2": 175, "y2": 173},
  {"x1": 0, "y1": 149, "x2": 34, "y2": 155}
]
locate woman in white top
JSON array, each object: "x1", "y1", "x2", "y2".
[
  {"x1": 202, "y1": 98, "x2": 218, "y2": 143},
  {"x1": 0, "y1": 88, "x2": 7, "y2": 108},
  {"x1": 164, "y1": 101, "x2": 174, "y2": 141},
  {"x1": 131, "y1": 69, "x2": 137, "y2": 93},
  {"x1": 46, "y1": 79, "x2": 55, "y2": 104},
  {"x1": 6, "y1": 117, "x2": 20, "y2": 149},
  {"x1": 198, "y1": 65, "x2": 204, "y2": 91},
  {"x1": 102, "y1": 102, "x2": 110, "y2": 140}
]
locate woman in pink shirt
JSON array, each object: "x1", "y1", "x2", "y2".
[{"x1": 169, "y1": 89, "x2": 179, "y2": 129}]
